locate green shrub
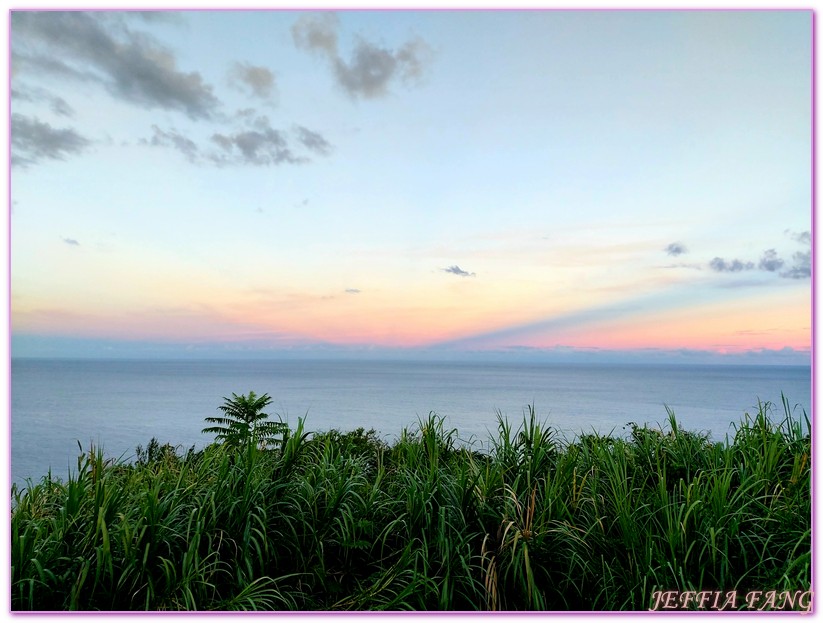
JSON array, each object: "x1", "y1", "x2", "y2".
[{"x1": 11, "y1": 397, "x2": 810, "y2": 611}]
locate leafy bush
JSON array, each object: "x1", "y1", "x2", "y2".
[{"x1": 11, "y1": 397, "x2": 810, "y2": 611}]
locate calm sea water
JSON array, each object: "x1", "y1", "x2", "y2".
[{"x1": 10, "y1": 359, "x2": 811, "y2": 489}]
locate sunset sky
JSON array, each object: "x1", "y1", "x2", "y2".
[{"x1": 10, "y1": 10, "x2": 812, "y2": 363}]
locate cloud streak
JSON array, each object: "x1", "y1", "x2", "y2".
[
  {"x1": 141, "y1": 115, "x2": 332, "y2": 167},
  {"x1": 12, "y1": 85, "x2": 74, "y2": 117},
  {"x1": 433, "y1": 288, "x2": 684, "y2": 350},
  {"x1": 443, "y1": 265, "x2": 476, "y2": 277},
  {"x1": 11, "y1": 113, "x2": 91, "y2": 167},
  {"x1": 211, "y1": 125, "x2": 300, "y2": 166},
  {"x1": 12, "y1": 11, "x2": 220, "y2": 119},
  {"x1": 664, "y1": 242, "x2": 687, "y2": 256},
  {"x1": 295, "y1": 125, "x2": 333, "y2": 155},
  {"x1": 709, "y1": 257, "x2": 754, "y2": 273},
  {"x1": 143, "y1": 125, "x2": 200, "y2": 162},
  {"x1": 709, "y1": 247, "x2": 810, "y2": 280},
  {"x1": 13, "y1": 12, "x2": 337, "y2": 171}
]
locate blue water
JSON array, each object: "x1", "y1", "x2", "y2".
[{"x1": 10, "y1": 359, "x2": 811, "y2": 489}]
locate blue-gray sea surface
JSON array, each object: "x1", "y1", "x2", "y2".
[{"x1": 10, "y1": 359, "x2": 811, "y2": 489}]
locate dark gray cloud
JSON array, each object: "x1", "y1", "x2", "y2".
[
  {"x1": 12, "y1": 50, "x2": 100, "y2": 83},
  {"x1": 709, "y1": 257, "x2": 754, "y2": 273},
  {"x1": 295, "y1": 125, "x2": 332, "y2": 155},
  {"x1": 709, "y1": 247, "x2": 810, "y2": 280},
  {"x1": 12, "y1": 11, "x2": 219, "y2": 119},
  {"x1": 758, "y1": 249, "x2": 785, "y2": 272},
  {"x1": 780, "y1": 250, "x2": 811, "y2": 279},
  {"x1": 12, "y1": 85, "x2": 74, "y2": 117},
  {"x1": 211, "y1": 125, "x2": 301, "y2": 166},
  {"x1": 292, "y1": 13, "x2": 431, "y2": 99},
  {"x1": 50, "y1": 97, "x2": 73, "y2": 117},
  {"x1": 333, "y1": 38, "x2": 431, "y2": 99},
  {"x1": 394, "y1": 39, "x2": 429, "y2": 82},
  {"x1": 782, "y1": 231, "x2": 812, "y2": 279},
  {"x1": 333, "y1": 43, "x2": 394, "y2": 99},
  {"x1": 142, "y1": 125, "x2": 200, "y2": 162},
  {"x1": 142, "y1": 116, "x2": 332, "y2": 167},
  {"x1": 345, "y1": 288, "x2": 361, "y2": 294},
  {"x1": 229, "y1": 62, "x2": 276, "y2": 100},
  {"x1": 122, "y1": 11, "x2": 185, "y2": 25},
  {"x1": 664, "y1": 242, "x2": 687, "y2": 257},
  {"x1": 785, "y1": 229, "x2": 811, "y2": 245},
  {"x1": 291, "y1": 13, "x2": 339, "y2": 57},
  {"x1": 62, "y1": 237, "x2": 80, "y2": 246},
  {"x1": 13, "y1": 12, "x2": 338, "y2": 170},
  {"x1": 12, "y1": 113, "x2": 91, "y2": 167},
  {"x1": 443, "y1": 265, "x2": 476, "y2": 278}
]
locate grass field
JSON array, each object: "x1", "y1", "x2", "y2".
[{"x1": 11, "y1": 396, "x2": 810, "y2": 611}]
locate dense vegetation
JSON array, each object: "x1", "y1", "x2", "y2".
[{"x1": 11, "y1": 394, "x2": 810, "y2": 611}]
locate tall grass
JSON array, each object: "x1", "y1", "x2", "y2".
[{"x1": 11, "y1": 398, "x2": 810, "y2": 611}]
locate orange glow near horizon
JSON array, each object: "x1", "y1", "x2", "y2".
[
  {"x1": 508, "y1": 289, "x2": 810, "y2": 353},
  {"x1": 12, "y1": 278, "x2": 811, "y2": 356}
]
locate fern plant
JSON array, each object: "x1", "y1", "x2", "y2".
[{"x1": 202, "y1": 391, "x2": 286, "y2": 449}]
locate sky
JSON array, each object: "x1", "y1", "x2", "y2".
[{"x1": 8, "y1": 9, "x2": 813, "y2": 363}]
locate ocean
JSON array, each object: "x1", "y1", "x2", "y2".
[{"x1": 10, "y1": 359, "x2": 811, "y2": 489}]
